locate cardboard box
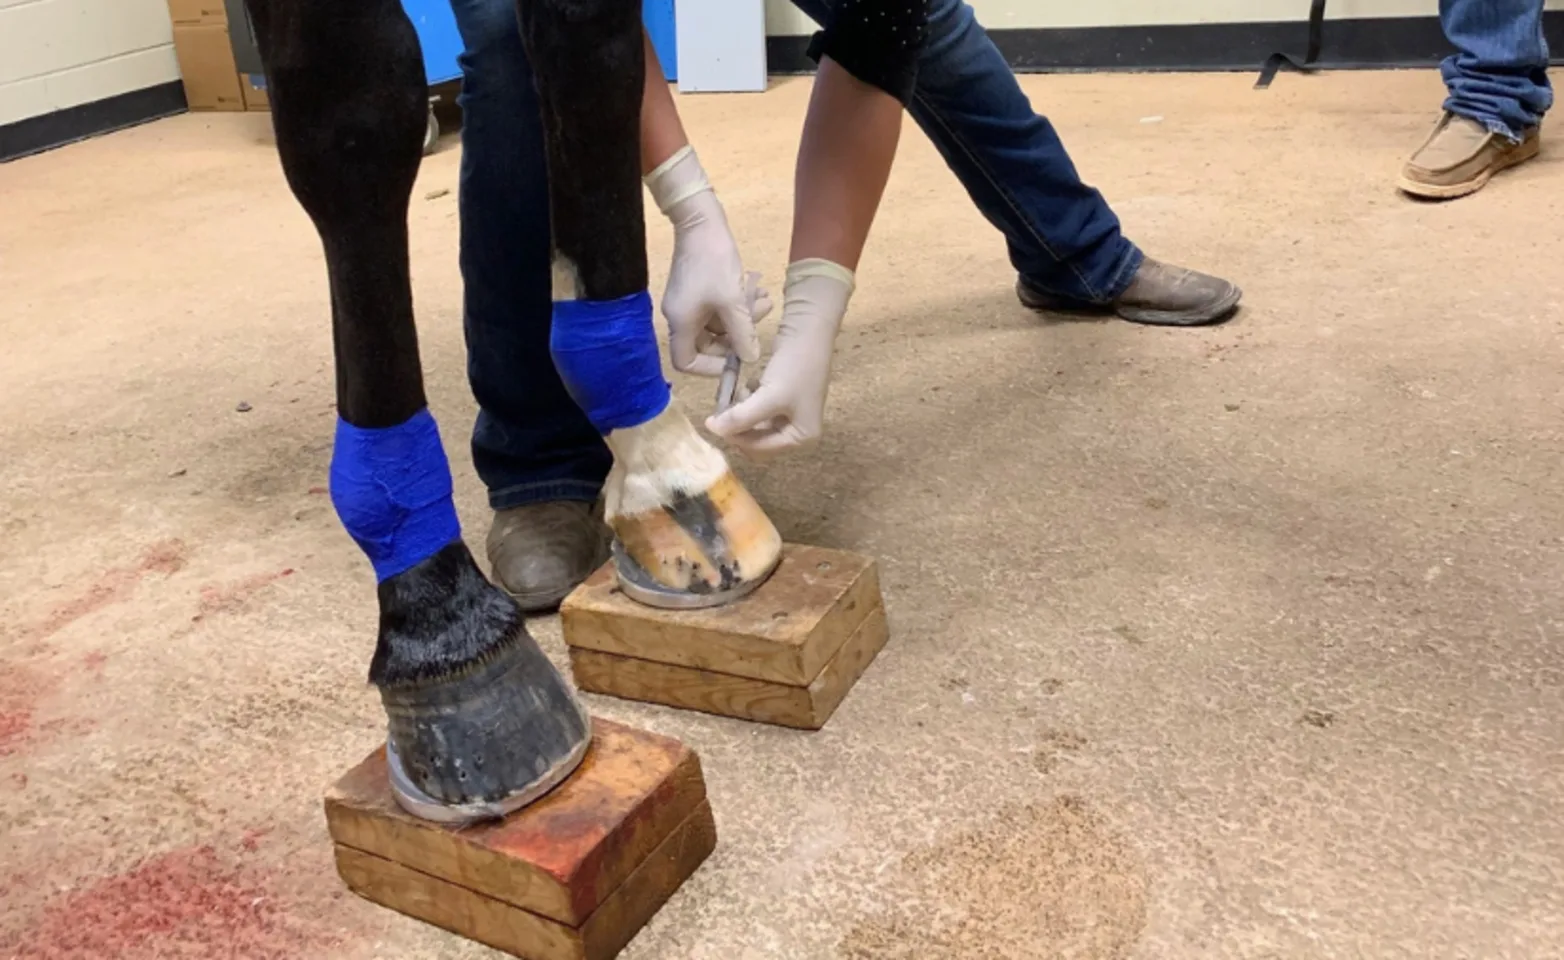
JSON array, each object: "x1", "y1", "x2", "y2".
[
  {"x1": 173, "y1": 24, "x2": 244, "y2": 111},
  {"x1": 166, "y1": 0, "x2": 227, "y2": 26},
  {"x1": 240, "y1": 74, "x2": 268, "y2": 111}
]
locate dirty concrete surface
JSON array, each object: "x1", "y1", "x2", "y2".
[{"x1": 2, "y1": 70, "x2": 1562, "y2": 959}]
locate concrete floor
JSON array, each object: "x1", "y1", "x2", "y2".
[{"x1": 2, "y1": 69, "x2": 1563, "y2": 959}]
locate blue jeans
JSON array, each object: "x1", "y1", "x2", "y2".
[
  {"x1": 1441, "y1": 0, "x2": 1552, "y2": 139},
  {"x1": 450, "y1": 0, "x2": 611, "y2": 508},
  {"x1": 450, "y1": 0, "x2": 1140, "y2": 507}
]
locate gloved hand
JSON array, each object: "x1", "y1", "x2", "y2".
[
  {"x1": 646, "y1": 146, "x2": 766, "y2": 377},
  {"x1": 704, "y1": 258, "x2": 855, "y2": 458}
]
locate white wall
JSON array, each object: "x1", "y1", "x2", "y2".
[
  {"x1": 0, "y1": 0, "x2": 178, "y2": 126},
  {"x1": 763, "y1": 0, "x2": 1564, "y2": 35}
]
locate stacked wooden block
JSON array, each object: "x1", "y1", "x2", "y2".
[
  {"x1": 562, "y1": 545, "x2": 889, "y2": 730},
  {"x1": 325, "y1": 544, "x2": 889, "y2": 959},
  {"x1": 327, "y1": 720, "x2": 715, "y2": 960}
]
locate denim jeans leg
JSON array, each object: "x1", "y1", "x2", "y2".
[
  {"x1": 447, "y1": 0, "x2": 611, "y2": 510},
  {"x1": 790, "y1": 0, "x2": 1141, "y2": 304},
  {"x1": 1440, "y1": 0, "x2": 1552, "y2": 140}
]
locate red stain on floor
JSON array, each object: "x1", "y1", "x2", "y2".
[
  {"x1": 4, "y1": 843, "x2": 336, "y2": 960},
  {"x1": 0, "y1": 662, "x2": 59, "y2": 757},
  {"x1": 0, "y1": 711, "x2": 32, "y2": 756},
  {"x1": 238, "y1": 828, "x2": 271, "y2": 853},
  {"x1": 0, "y1": 656, "x2": 103, "y2": 759},
  {"x1": 192, "y1": 569, "x2": 295, "y2": 622},
  {"x1": 22, "y1": 540, "x2": 187, "y2": 646}
]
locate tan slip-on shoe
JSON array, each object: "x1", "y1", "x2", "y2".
[{"x1": 1398, "y1": 111, "x2": 1540, "y2": 200}]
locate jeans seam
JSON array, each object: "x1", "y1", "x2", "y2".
[
  {"x1": 909, "y1": 87, "x2": 1106, "y2": 302},
  {"x1": 1099, "y1": 244, "x2": 1144, "y2": 301}
]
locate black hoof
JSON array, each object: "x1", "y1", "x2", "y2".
[
  {"x1": 381, "y1": 634, "x2": 590, "y2": 822},
  {"x1": 370, "y1": 542, "x2": 592, "y2": 822}
]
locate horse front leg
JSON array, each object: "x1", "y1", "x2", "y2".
[
  {"x1": 245, "y1": 0, "x2": 589, "y2": 822},
  {"x1": 516, "y1": 0, "x2": 782, "y2": 607}
]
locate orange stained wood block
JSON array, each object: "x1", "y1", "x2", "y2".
[{"x1": 325, "y1": 718, "x2": 715, "y2": 960}]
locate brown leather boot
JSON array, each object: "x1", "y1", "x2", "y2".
[
  {"x1": 1398, "y1": 112, "x2": 1540, "y2": 200},
  {"x1": 1018, "y1": 257, "x2": 1241, "y2": 327},
  {"x1": 486, "y1": 500, "x2": 610, "y2": 612}
]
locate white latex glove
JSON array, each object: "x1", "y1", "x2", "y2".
[
  {"x1": 645, "y1": 146, "x2": 766, "y2": 377},
  {"x1": 704, "y1": 258, "x2": 855, "y2": 458}
]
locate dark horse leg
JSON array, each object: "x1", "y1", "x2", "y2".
[
  {"x1": 516, "y1": 0, "x2": 783, "y2": 609},
  {"x1": 244, "y1": 0, "x2": 589, "y2": 823}
]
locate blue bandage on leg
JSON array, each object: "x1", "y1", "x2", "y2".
[
  {"x1": 329, "y1": 408, "x2": 463, "y2": 582},
  {"x1": 550, "y1": 290, "x2": 671, "y2": 434}
]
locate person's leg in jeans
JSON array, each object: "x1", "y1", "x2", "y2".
[
  {"x1": 790, "y1": 0, "x2": 1240, "y2": 325},
  {"x1": 1443, "y1": 0, "x2": 1551, "y2": 135},
  {"x1": 448, "y1": 0, "x2": 613, "y2": 610},
  {"x1": 1400, "y1": 0, "x2": 1549, "y2": 198}
]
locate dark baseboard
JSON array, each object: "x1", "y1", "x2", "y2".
[
  {"x1": 767, "y1": 12, "x2": 1564, "y2": 75},
  {"x1": 1, "y1": 80, "x2": 187, "y2": 163}
]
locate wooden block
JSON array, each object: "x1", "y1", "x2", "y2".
[
  {"x1": 571, "y1": 603, "x2": 887, "y2": 730},
  {"x1": 563, "y1": 545, "x2": 880, "y2": 686},
  {"x1": 325, "y1": 719, "x2": 715, "y2": 960},
  {"x1": 561, "y1": 545, "x2": 888, "y2": 728}
]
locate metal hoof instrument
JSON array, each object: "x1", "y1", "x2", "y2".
[{"x1": 714, "y1": 350, "x2": 742, "y2": 415}]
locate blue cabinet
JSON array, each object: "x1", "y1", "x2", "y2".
[
  {"x1": 399, "y1": 0, "x2": 464, "y2": 86},
  {"x1": 644, "y1": 0, "x2": 677, "y2": 81}
]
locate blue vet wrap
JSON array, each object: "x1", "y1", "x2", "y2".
[
  {"x1": 329, "y1": 408, "x2": 462, "y2": 582},
  {"x1": 550, "y1": 290, "x2": 671, "y2": 434}
]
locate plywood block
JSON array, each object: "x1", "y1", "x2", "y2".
[
  {"x1": 561, "y1": 545, "x2": 888, "y2": 728},
  {"x1": 570, "y1": 603, "x2": 888, "y2": 730},
  {"x1": 561, "y1": 544, "x2": 880, "y2": 686},
  {"x1": 325, "y1": 719, "x2": 715, "y2": 960}
]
